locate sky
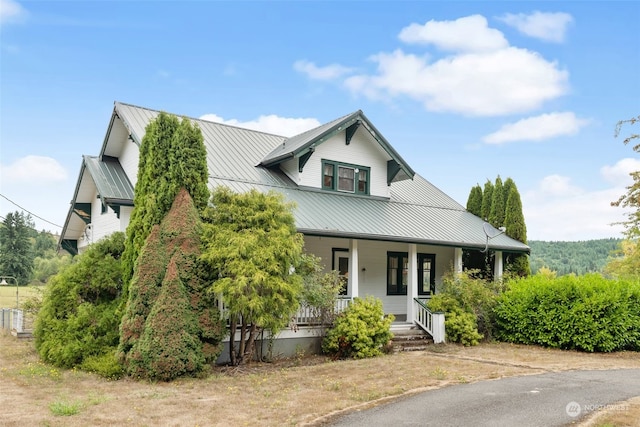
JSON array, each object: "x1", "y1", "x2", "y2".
[{"x1": 1, "y1": 0, "x2": 639, "y2": 242}]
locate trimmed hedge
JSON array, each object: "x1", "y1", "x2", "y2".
[{"x1": 495, "y1": 273, "x2": 640, "y2": 352}]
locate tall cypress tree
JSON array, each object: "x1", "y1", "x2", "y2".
[
  {"x1": 121, "y1": 113, "x2": 210, "y2": 296},
  {"x1": 504, "y1": 185, "x2": 530, "y2": 276},
  {"x1": 489, "y1": 176, "x2": 505, "y2": 228},
  {"x1": 0, "y1": 211, "x2": 35, "y2": 286},
  {"x1": 466, "y1": 184, "x2": 483, "y2": 216},
  {"x1": 480, "y1": 180, "x2": 494, "y2": 221}
]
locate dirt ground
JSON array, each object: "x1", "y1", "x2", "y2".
[{"x1": 1, "y1": 331, "x2": 639, "y2": 426}]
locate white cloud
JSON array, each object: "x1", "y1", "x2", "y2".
[
  {"x1": 398, "y1": 15, "x2": 509, "y2": 52},
  {"x1": 601, "y1": 158, "x2": 640, "y2": 185},
  {"x1": 200, "y1": 113, "x2": 321, "y2": 137},
  {"x1": 344, "y1": 46, "x2": 568, "y2": 116},
  {"x1": 483, "y1": 112, "x2": 589, "y2": 144},
  {"x1": 0, "y1": 0, "x2": 27, "y2": 24},
  {"x1": 1, "y1": 155, "x2": 68, "y2": 183},
  {"x1": 293, "y1": 60, "x2": 354, "y2": 81},
  {"x1": 498, "y1": 11, "x2": 573, "y2": 43},
  {"x1": 523, "y1": 174, "x2": 628, "y2": 241}
]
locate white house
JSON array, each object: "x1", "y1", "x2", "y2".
[{"x1": 60, "y1": 101, "x2": 530, "y2": 349}]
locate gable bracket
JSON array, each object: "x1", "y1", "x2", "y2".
[
  {"x1": 387, "y1": 160, "x2": 402, "y2": 185},
  {"x1": 298, "y1": 145, "x2": 315, "y2": 173},
  {"x1": 345, "y1": 121, "x2": 361, "y2": 145}
]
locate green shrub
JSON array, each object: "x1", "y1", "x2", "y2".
[
  {"x1": 495, "y1": 273, "x2": 640, "y2": 352},
  {"x1": 34, "y1": 233, "x2": 125, "y2": 369},
  {"x1": 80, "y1": 352, "x2": 125, "y2": 380},
  {"x1": 322, "y1": 296, "x2": 394, "y2": 359},
  {"x1": 427, "y1": 294, "x2": 483, "y2": 346}
]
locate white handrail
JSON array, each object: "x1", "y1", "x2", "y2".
[{"x1": 413, "y1": 299, "x2": 445, "y2": 344}]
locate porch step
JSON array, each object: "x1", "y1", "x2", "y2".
[{"x1": 390, "y1": 323, "x2": 433, "y2": 352}]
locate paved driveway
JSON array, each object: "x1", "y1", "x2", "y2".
[{"x1": 328, "y1": 369, "x2": 640, "y2": 426}]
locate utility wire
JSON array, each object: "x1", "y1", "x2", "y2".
[{"x1": 0, "y1": 193, "x2": 63, "y2": 229}]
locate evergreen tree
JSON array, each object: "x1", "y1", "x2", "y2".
[
  {"x1": 119, "y1": 188, "x2": 224, "y2": 379},
  {"x1": 121, "y1": 113, "x2": 210, "y2": 297},
  {"x1": 502, "y1": 178, "x2": 516, "y2": 212},
  {"x1": 480, "y1": 180, "x2": 494, "y2": 221},
  {"x1": 488, "y1": 176, "x2": 505, "y2": 228},
  {"x1": 0, "y1": 211, "x2": 35, "y2": 285},
  {"x1": 201, "y1": 187, "x2": 305, "y2": 365},
  {"x1": 504, "y1": 186, "x2": 530, "y2": 276},
  {"x1": 611, "y1": 115, "x2": 640, "y2": 238},
  {"x1": 466, "y1": 184, "x2": 483, "y2": 216}
]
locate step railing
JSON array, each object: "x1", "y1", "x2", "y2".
[{"x1": 413, "y1": 298, "x2": 445, "y2": 344}]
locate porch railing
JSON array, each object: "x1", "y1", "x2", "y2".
[
  {"x1": 218, "y1": 296, "x2": 353, "y2": 328},
  {"x1": 413, "y1": 298, "x2": 445, "y2": 344}
]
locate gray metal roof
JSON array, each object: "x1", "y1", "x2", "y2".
[
  {"x1": 83, "y1": 155, "x2": 134, "y2": 205},
  {"x1": 67, "y1": 101, "x2": 529, "y2": 254}
]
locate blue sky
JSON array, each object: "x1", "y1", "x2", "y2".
[{"x1": 1, "y1": 0, "x2": 639, "y2": 241}]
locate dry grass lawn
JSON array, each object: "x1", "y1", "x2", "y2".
[{"x1": 1, "y1": 331, "x2": 640, "y2": 426}]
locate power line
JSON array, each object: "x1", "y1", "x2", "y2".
[{"x1": 0, "y1": 193, "x2": 63, "y2": 229}]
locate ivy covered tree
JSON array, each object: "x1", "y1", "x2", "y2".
[
  {"x1": 121, "y1": 113, "x2": 210, "y2": 296},
  {"x1": 0, "y1": 211, "x2": 35, "y2": 285},
  {"x1": 488, "y1": 176, "x2": 505, "y2": 228},
  {"x1": 480, "y1": 179, "x2": 494, "y2": 221},
  {"x1": 34, "y1": 232, "x2": 126, "y2": 378},
  {"x1": 119, "y1": 188, "x2": 224, "y2": 380},
  {"x1": 201, "y1": 187, "x2": 305, "y2": 366},
  {"x1": 466, "y1": 184, "x2": 483, "y2": 216}
]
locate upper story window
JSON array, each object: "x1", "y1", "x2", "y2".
[{"x1": 322, "y1": 160, "x2": 369, "y2": 195}]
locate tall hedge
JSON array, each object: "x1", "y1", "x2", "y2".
[{"x1": 495, "y1": 273, "x2": 640, "y2": 352}]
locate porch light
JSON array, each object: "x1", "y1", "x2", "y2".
[{"x1": 0, "y1": 276, "x2": 18, "y2": 309}]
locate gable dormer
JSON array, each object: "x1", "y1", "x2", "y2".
[{"x1": 259, "y1": 110, "x2": 414, "y2": 198}]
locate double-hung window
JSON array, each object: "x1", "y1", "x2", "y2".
[{"x1": 322, "y1": 160, "x2": 369, "y2": 195}]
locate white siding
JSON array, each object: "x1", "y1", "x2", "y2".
[
  {"x1": 119, "y1": 206, "x2": 132, "y2": 232},
  {"x1": 280, "y1": 158, "x2": 300, "y2": 184},
  {"x1": 90, "y1": 191, "x2": 121, "y2": 243},
  {"x1": 119, "y1": 137, "x2": 140, "y2": 187},
  {"x1": 297, "y1": 128, "x2": 391, "y2": 197},
  {"x1": 303, "y1": 236, "x2": 455, "y2": 316}
]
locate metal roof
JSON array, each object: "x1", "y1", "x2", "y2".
[
  {"x1": 83, "y1": 155, "x2": 134, "y2": 205},
  {"x1": 65, "y1": 101, "x2": 529, "y2": 254}
]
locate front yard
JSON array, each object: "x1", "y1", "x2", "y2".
[{"x1": 1, "y1": 331, "x2": 639, "y2": 426}]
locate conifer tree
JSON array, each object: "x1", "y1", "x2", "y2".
[
  {"x1": 0, "y1": 211, "x2": 35, "y2": 286},
  {"x1": 121, "y1": 113, "x2": 210, "y2": 297},
  {"x1": 480, "y1": 180, "x2": 494, "y2": 221},
  {"x1": 466, "y1": 184, "x2": 483, "y2": 216},
  {"x1": 489, "y1": 176, "x2": 505, "y2": 228},
  {"x1": 504, "y1": 186, "x2": 530, "y2": 276}
]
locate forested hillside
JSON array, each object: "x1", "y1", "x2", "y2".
[{"x1": 528, "y1": 238, "x2": 622, "y2": 276}]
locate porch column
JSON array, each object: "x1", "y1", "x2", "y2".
[
  {"x1": 349, "y1": 239, "x2": 359, "y2": 298},
  {"x1": 494, "y1": 250, "x2": 503, "y2": 281},
  {"x1": 454, "y1": 247, "x2": 463, "y2": 274},
  {"x1": 406, "y1": 243, "x2": 417, "y2": 323}
]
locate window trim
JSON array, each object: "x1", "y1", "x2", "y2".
[
  {"x1": 332, "y1": 248, "x2": 349, "y2": 296},
  {"x1": 321, "y1": 159, "x2": 370, "y2": 195}
]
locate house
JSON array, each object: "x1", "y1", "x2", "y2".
[{"x1": 60, "y1": 101, "x2": 530, "y2": 352}]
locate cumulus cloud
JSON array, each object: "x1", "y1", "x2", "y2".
[
  {"x1": 0, "y1": 0, "x2": 27, "y2": 24},
  {"x1": 293, "y1": 60, "x2": 354, "y2": 81},
  {"x1": 398, "y1": 15, "x2": 508, "y2": 52},
  {"x1": 344, "y1": 46, "x2": 568, "y2": 116},
  {"x1": 483, "y1": 112, "x2": 589, "y2": 144},
  {"x1": 498, "y1": 11, "x2": 573, "y2": 43},
  {"x1": 523, "y1": 174, "x2": 628, "y2": 241},
  {"x1": 601, "y1": 158, "x2": 640, "y2": 185},
  {"x1": 200, "y1": 113, "x2": 321, "y2": 137},
  {"x1": 1, "y1": 155, "x2": 68, "y2": 183}
]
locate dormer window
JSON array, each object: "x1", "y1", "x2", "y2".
[{"x1": 322, "y1": 160, "x2": 369, "y2": 195}]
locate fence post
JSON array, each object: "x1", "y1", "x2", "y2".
[{"x1": 432, "y1": 312, "x2": 445, "y2": 344}]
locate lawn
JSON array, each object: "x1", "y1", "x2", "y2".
[
  {"x1": 0, "y1": 285, "x2": 43, "y2": 309},
  {"x1": 1, "y1": 332, "x2": 639, "y2": 426}
]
